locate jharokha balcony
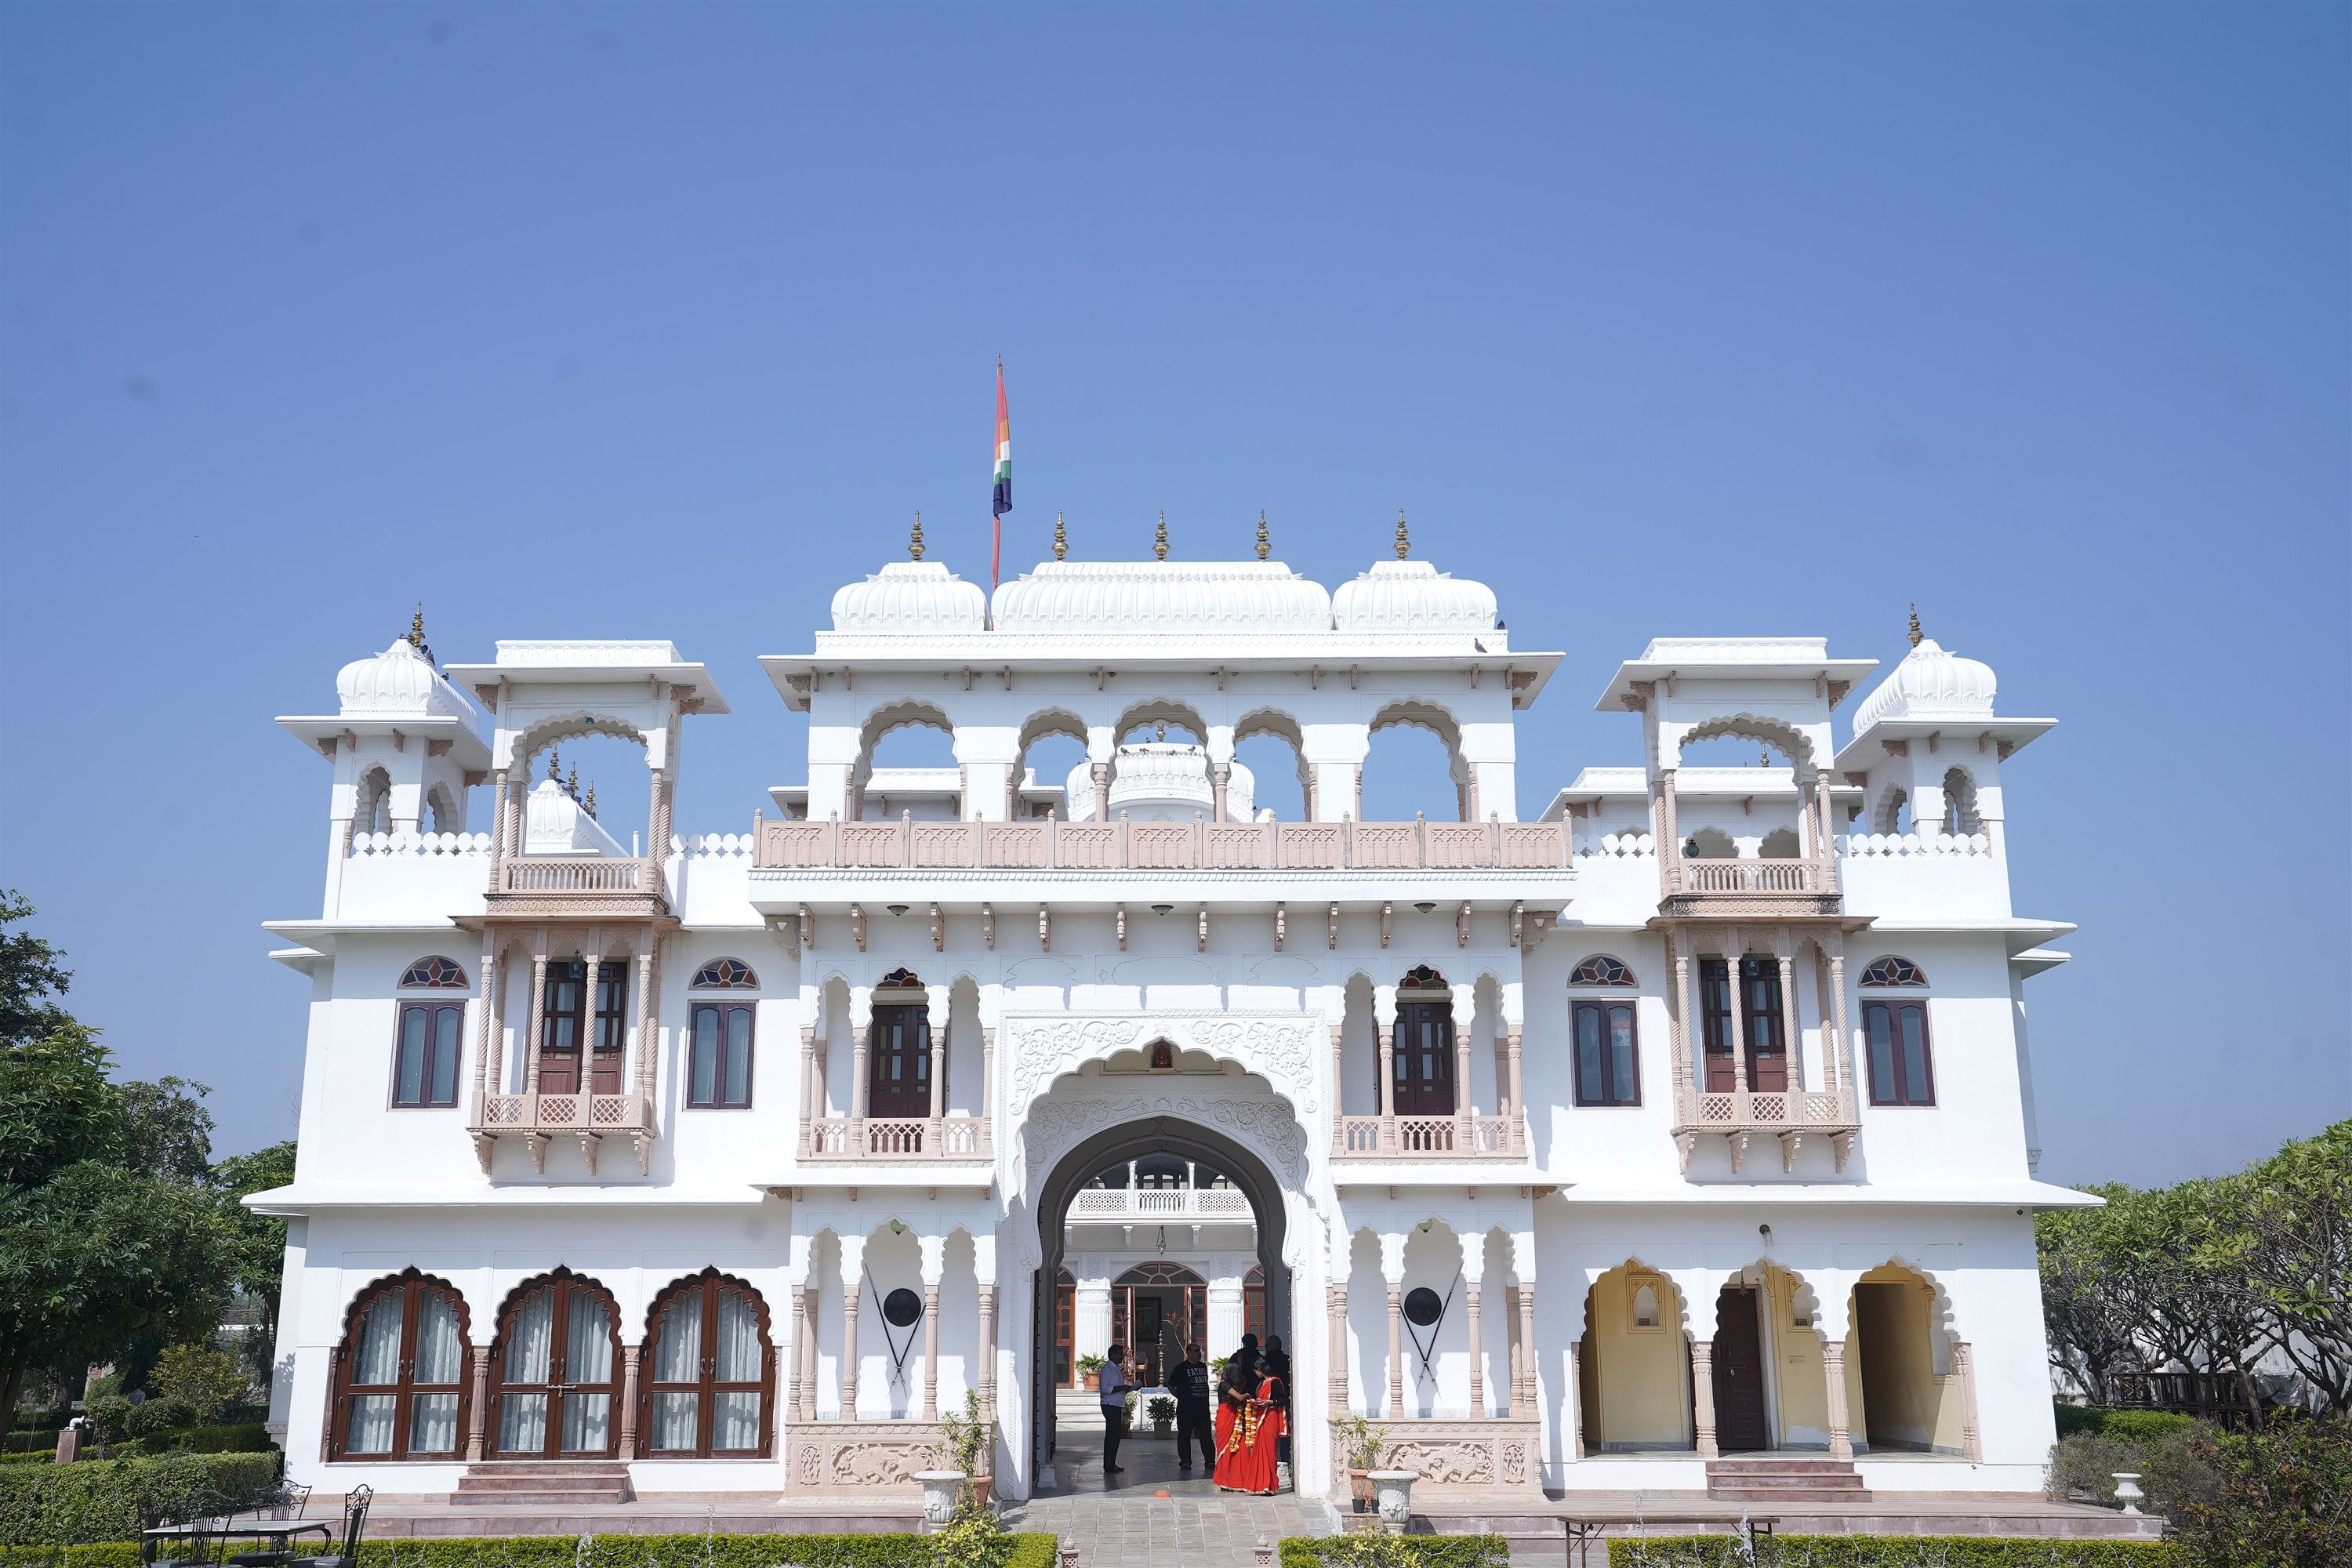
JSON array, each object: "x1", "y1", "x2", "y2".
[{"x1": 755, "y1": 812, "x2": 1573, "y2": 872}]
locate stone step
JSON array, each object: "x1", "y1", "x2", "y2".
[
  {"x1": 1706, "y1": 1456, "x2": 1870, "y2": 1503},
  {"x1": 452, "y1": 1461, "x2": 633, "y2": 1506}
]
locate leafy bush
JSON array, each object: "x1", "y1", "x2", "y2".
[
  {"x1": 144, "y1": 1349, "x2": 245, "y2": 1425},
  {"x1": 0, "y1": 1453, "x2": 280, "y2": 1546},
  {"x1": 1281, "y1": 1538, "x2": 1507, "y2": 1568},
  {"x1": 117, "y1": 1403, "x2": 194, "y2": 1443},
  {"x1": 116, "y1": 1425, "x2": 273, "y2": 1458},
  {"x1": 2046, "y1": 1422, "x2": 2213, "y2": 1514},
  {"x1": 2053, "y1": 1402, "x2": 2105, "y2": 1438},
  {"x1": 1602, "y1": 1538, "x2": 2179, "y2": 1566},
  {"x1": 71, "y1": 1405, "x2": 124, "y2": 1453},
  {"x1": 2169, "y1": 1414, "x2": 2352, "y2": 1568},
  {"x1": 0, "y1": 1531, "x2": 1057, "y2": 1566}
]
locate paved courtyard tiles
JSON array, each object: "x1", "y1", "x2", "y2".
[{"x1": 1007, "y1": 1424, "x2": 1331, "y2": 1568}]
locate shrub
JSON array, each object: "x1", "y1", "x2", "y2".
[
  {"x1": 145, "y1": 1349, "x2": 245, "y2": 1425},
  {"x1": 2053, "y1": 1402, "x2": 2106, "y2": 1438},
  {"x1": 2098, "y1": 1410, "x2": 2196, "y2": 1443},
  {"x1": 2170, "y1": 1414, "x2": 2352, "y2": 1568},
  {"x1": 71, "y1": 1405, "x2": 125, "y2": 1453},
  {"x1": 0, "y1": 1532, "x2": 1058, "y2": 1566},
  {"x1": 116, "y1": 1425, "x2": 274, "y2": 1458},
  {"x1": 1281, "y1": 1539, "x2": 1507, "y2": 1568},
  {"x1": 1602, "y1": 1537, "x2": 2180, "y2": 1566},
  {"x1": 118, "y1": 1403, "x2": 194, "y2": 1443},
  {"x1": 2046, "y1": 1421, "x2": 2212, "y2": 1515},
  {"x1": 0, "y1": 1453, "x2": 280, "y2": 1546}
]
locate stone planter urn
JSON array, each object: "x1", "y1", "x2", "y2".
[
  {"x1": 1370, "y1": 1468, "x2": 1417, "y2": 1527},
  {"x1": 916, "y1": 1471, "x2": 967, "y2": 1526},
  {"x1": 2111, "y1": 1472, "x2": 2146, "y2": 1515}
]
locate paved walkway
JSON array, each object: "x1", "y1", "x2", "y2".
[{"x1": 1006, "y1": 1418, "x2": 1331, "y2": 1566}]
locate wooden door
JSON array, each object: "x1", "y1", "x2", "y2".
[
  {"x1": 539, "y1": 961, "x2": 586, "y2": 1094},
  {"x1": 1712, "y1": 1287, "x2": 1770, "y2": 1453},
  {"x1": 1054, "y1": 1276, "x2": 1075, "y2": 1388},
  {"x1": 492, "y1": 1275, "x2": 619, "y2": 1458},
  {"x1": 590, "y1": 963, "x2": 628, "y2": 1094},
  {"x1": 1137, "y1": 1294, "x2": 1165, "y2": 1385},
  {"x1": 867, "y1": 1004, "x2": 931, "y2": 1118},
  {"x1": 1392, "y1": 1000, "x2": 1457, "y2": 1116},
  {"x1": 1740, "y1": 959, "x2": 1789, "y2": 1092}
]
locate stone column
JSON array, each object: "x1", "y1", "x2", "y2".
[
  {"x1": 1385, "y1": 1283, "x2": 1403, "y2": 1418},
  {"x1": 1452, "y1": 1020, "x2": 1475, "y2": 1142},
  {"x1": 1505, "y1": 1026, "x2": 1525, "y2": 1147},
  {"x1": 1775, "y1": 938, "x2": 1801, "y2": 1092},
  {"x1": 1206, "y1": 1275, "x2": 1244, "y2": 1356},
  {"x1": 1723, "y1": 933, "x2": 1750, "y2": 1096},
  {"x1": 471, "y1": 932, "x2": 500, "y2": 1109},
  {"x1": 522, "y1": 946, "x2": 550, "y2": 1095},
  {"x1": 1212, "y1": 762, "x2": 1230, "y2": 823},
  {"x1": 840, "y1": 1275, "x2": 862, "y2": 1419},
  {"x1": 1465, "y1": 1280, "x2": 1486, "y2": 1417},
  {"x1": 977, "y1": 1283, "x2": 999, "y2": 1424},
  {"x1": 786, "y1": 1285, "x2": 808, "y2": 1424},
  {"x1": 1504, "y1": 1286, "x2": 1523, "y2": 1411},
  {"x1": 1813, "y1": 944, "x2": 1839, "y2": 1099},
  {"x1": 1654, "y1": 767, "x2": 1680, "y2": 895},
  {"x1": 1328, "y1": 1024, "x2": 1346, "y2": 1152},
  {"x1": 980, "y1": 1026, "x2": 996, "y2": 1129},
  {"x1": 1823, "y1": 1338, "x2": 1853, "y2": 1461},
  {"x1": 1955, "y1": 1341, "x2": 1983, "y2": 1462},
  {"x1": 1668, "y1": 929, "x2": 1693, "y2": 1109},
  {"x1": 1826, "y1": 936, "x2": 1854, "y2": 1111},
  {"x1": 1566, "y1": 1340, "x2": 1584, "y2": 1458},
  {"x1": 1091, "y1": 762, "x2": 1111, "y2": 823},
  {"x1": 632, "y1": 944, "x2": 659, "y2": 1105},
  {"x1": 1374, "y1": 989, "x2": 1398, "y2": 1152},
  {"x1": 465, "y1": 1346, "x2": 491, "y2": 1460},
  {"x1": 1691, "y1": 1340, "x2": 1719, "y2": 1458},
  {"x1": 797, "y1": 1027, "x2": 818, "y2": 1157},
  {"x1": 485, "y1": 765, "x2": 512, "y2": 891},
  {"x1": 925, "y1": 989, "x2": 948, "y2": 1140},
  {"x1": 1326, "y1": 1283, "x2": 1348, "y2": 1417},
  {"x1": 848, "y1": 988, "x2": 873, "y2": 1149},
  {"x1": 920, "y1": 1283, "x2": 942, "y2": 1421},
  {"x1": 1515, "y1": 1283, "x2": 1537, "y2": 1416},
  {"x1": 801, "y1": 1285, "x2": 822, "y2": 1420},
  {"x1": 579, "y1": 952, "x2": 603, "y2": 1092},
  {"x1": 618, "y1": 1344, "x2": 641, "y2": 1457}
]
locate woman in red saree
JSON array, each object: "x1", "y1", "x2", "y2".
[{"x1": 1214, "y1": 1359, "x2": 1286, "y2": 1494}]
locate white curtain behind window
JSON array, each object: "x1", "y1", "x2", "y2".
[
  {"x1": 561, "y1": 1290, "x2": 613, "y2": 1452},
  {"x1": 713, "y1": 1290, "x2": 764, "y2": 1450},
  {"x1": 406, "y1": 1291, "x2": 463, "y2": 1453},
  {"x1": 498, "y1": 1287, "x2": 554, "y2": 1453},
  {"x1": 649, "y1": 1291, "x2": 703, "y2": 1452}
]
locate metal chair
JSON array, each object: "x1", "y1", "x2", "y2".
[
  {"x1": 285, "y1": 1486, "x2": 369, "y2": 1568},
  {"x1": 151, "y1": 1492, "x2": 232, "y2": 1568},
  {"x1": 226, "y1": 1480, "x2": 316, "y2": 1567}
]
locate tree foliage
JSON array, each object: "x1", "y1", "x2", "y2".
[{"x1": 2038, "y1": 1120, "x2": 2352, "y2": 1418}]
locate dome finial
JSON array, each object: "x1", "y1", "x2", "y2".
[
  {"x1": 909, "y1": 510, "x2": 925, "y2": 561},
  {"x1": 407, "y1": 603, "x2": 426, "y2": 647},
  {"x1": 546, "y1": 746, "x2": 561, "y2": 782},
  {"x1": 583, "y1": 782, "x2": 597, "y2": 818},
  {"x1": 566, "y1": 762, "x2": 580, "y2": 800},
  {"x1": 1054, "y1": 509, "x2": 1068, "y2": 561},
  {"x1": 1153, "y1": 511, "x2": 1168, "y2": 562},
  {"x1": 1907, "y1": 602, "x2": 1923, "y2": 649},
  {"x1": 1395, "y1": 508, "x2": 1410, "y2": 560},
  {"x1": 1256, "y1": 510, "x2": 1270, "y2": 561}
]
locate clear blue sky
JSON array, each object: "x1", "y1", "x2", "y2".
[{"x1": 3, "y1": 4, "x2": 2344, "y2": 1184}]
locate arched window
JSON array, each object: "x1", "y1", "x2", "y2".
[
  {"x1": 642, "y1": 1271, "x2": 775, "y2": 1457},
  {"x1": 1682, "y1": 827, "x2": 1736, "y2": 860},
  {"x1": 355, "y1": 768, "x2": 393, "y2": 837},
  {"x1": 1573, "y1": 996, "x2": 1640, "y2": 1107},
  {"x1": 1941, "y1": 768, "x2": 1983, "y2": 835},
  {"x1": 401, "y1": 956, "x2": 469, "y2": 989},
  {"x1": 1759, "y1": 827, "x2": 1801, "y2": 859},
  {"x1": 1392, "y1": 966, "x2": 1455, "y2": 1116},
  {"x1": 1873, "y1": 787, "x2": 1911, "y2": 837},
  {"x1": 1629, "y1": 1279, "x2": 1664, "y2": 1332},
  {"x1": 329, "y1": 1271, "x2": 470, "y2": 1460},
  {"x1": 1864, "y1": 996, "x2": 1936, "y2": 1107},
  {"x1": 867, "y1": 971, "x2": 932, "y2": 1122},
  {"x1": 691, "y1": 957, "x2": 759, "y2": 990},
  {"x1": 488, "y1": 1271, "x2": 621, "y2": 1458},
  {"x1": 1570, "y1": 955, "x2": 1636, "y2": 987},
  {"x1": 1860, "y1": 956, "x2": 1928, "y2": 988},
  {"x1": 426, "y1": 783, "x2": 461, "y2": 836}
]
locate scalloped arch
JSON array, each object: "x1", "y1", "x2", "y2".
[
  {"x1": 1678, "y1": 711, "x2": 1815, "y2": 771},
  {"x1": 337, "y1": 1265, "x2": 474, "y2": 1349},
  {"x1": 640, "y1": 1265, "x2": 778, "y2": 1345},
  {"x1": 487, "y1": 1266, "x2": 622, "y2": 1352},
  {"x1": 517, "y1": 712, "x2": 651, "y2": 763}
]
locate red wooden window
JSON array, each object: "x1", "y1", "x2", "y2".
[
  {"x1": 1698, "y1": 957, "x2": 1788, "y2": 1092},
  {"x1": 539, "y1": 960, "x2": 627, "y2": 1096},
  {"x1": 867, "y1": 1004, "x2": 931, "y2": 1119},
  {"x1": 1572, "y1": 1000, "x2": 1640, "y2": 1105},
  {"x1": 488, "y1": 1271, "x2": 621, "y2": 1458},
  {"x1": 591, "y1": 964, "x2": 628, "y2": 1094},
  {"x1": 328, "y1": 1271, "x2": 470, "y2": 1461},
  {"x1": 393, "y1": 1000, "x2": 464, "y2": 1108},
  {"x1": 688, "y1": 1003, "x2": 754, "y2": 1109},
  {"x1": 1864, "y1": 1000, "x2": 1936, "y2": 1106},
  {"x1": 641, "y1": 1271, "x2": 775, "y2": 1457},
  {"x1": 1392, "y1": 966, "x2": 1455, "y2": 1116}
]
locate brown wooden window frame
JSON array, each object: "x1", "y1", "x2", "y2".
[
  {"x1": 391, "y1": 1000, "x2": 466, "y2": 1109},
  {"x1": 1697, "y1": 956, "x2": 1788, "y2": 1093},
  {"x1": 688, "y1": 1001, "x2": 755, "y2": 1109},
  {"x1": 1863, "y1": 998, "x2": 1936, "y2": 1107},
  {"x1": 325, "y1": 1269, "x2": 471, "y2": 1462},
  {"x1": 1571, "y1": 999, "x2": 1641, "y2": 1106},
  {"x1": 638, "y1": 1269, "x2": 776, "y2": 1459},
  {"x1": 866, "y1": 999, "x2": 933, "y2": 1119},
  {"x1": 485, "y1": 1269, "x2": 624, "y2": 1460}
]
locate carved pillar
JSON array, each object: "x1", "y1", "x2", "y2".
[
  {"x1": 849, "y1": 993, "x2": 872, "y2": 1146},
  {"x1": 648, "y1": 764, "x2": 676, "y2": 873},
  {"x1": 1452, "y1": 1022, "x2": 1474, "y2": 1141},
  {"x1": 980, "y1": 1027, "x2": 996, "y2": 1142},
  {"x1": 926, "y1": 991, "x2": 948, "y2": 1140},
  {"x1": 1091, "y1": 762, "x2": 1110, "y2": 823},
  {"x1": 632, "y1": 943, "x2": 659, "y2": 1104},
  {"x1": 1955, "y1": 1340, "x2": 1983, "y2": 1462},
  {"x1": 1566, "y1": 1340, "x2": 1584, "y2": 1457},
  {"x1": 618, "y1": 1344, "x2": 641, "y2": 1457},
  {"x1": 1212, "y1": 762, "x2": 1230, "y2": 823},
  {"x1": 1823, "y1": 1338, "x2": 1853, "y2": 1461},
  {"x1": 786, "y1": 1285, "x2": 808, "y2": 1424},
  {"x1": 1326, "y1": 1283, "x2": 1348, "y2": 1417},
  {"x1": 1504, "y1": 1285, "x2": 1523, "y2": 1410},
  {"x1": 840, "y1": 1276, "x2": 862, "y2": 1418},
  {"x1": 1328, "y1": 1025, "x2": 1345, "y2": 1152},
  {"x1": 1465, "y1": 1280, "x2": 1486, "y2": 1417},
  {"x1": 465, "y1": 1346, "x2": 491, "y2": 1460},
  {"x1": 921, "y1": 1283, "x2": 942, "y2": 1421},
  {"x1": 977, "y1": 1283, "x2": 999, "y2": 1425},
  {"x1": 1775, "y1": 936, "x2": 1802, "y2": 1092},
  {"x1": 1375, "y1": 996, "x2": 1397, "y2": 1153},
  {"x1": 1826, "y1": 936, "x2": 1854, "y2": 1112},
  {"x1": 1505, "y1": 1026, "x2": 1524, "y2": 1127},
  {"x1": 800, "y1": 1284, "x2": 822, "y2": 1420},
  {"x1": 1515, "y1": 1283, "x2": 1537, "y2": 1415},
  {"x1": 1385, "y1": 1283, "x2": 1403, "y2": 1418},
  {"x1": 1723, "y1": 934, "x2": 1750, "y2": 1097},
  {"x1": 798, "y1": 1027, "x2": 818, "y2": 1157},
  {"x1": 578, "y1": 950, "x2": 602, "y2": 1094},
  {"x1": 485, "y1": 766, "x2": 511, "y2": 891},
  {"x1": 1667, "y1": 928, "x2": 1693, "y2": 1119},
  {"x1": 1654, "y1": 767, "x2": 1679, "y2": 895},
  {"x1": 471, "y1": 932, "x2": 499, "y2": 1109},
  {"x1": 1691, "y1": 1340, "x2": 1719, "y2": 1457},
  {"x1": 1813, "y1": 945, "x2": 1839, "y2": 1099},
  {"x1": 522, "y1": 946, "x2": 550, "y2": 1095}
]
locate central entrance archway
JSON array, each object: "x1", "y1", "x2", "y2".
[{"x1": 1031, "y1": 1116, "x2": 1292, "y2": 1476}]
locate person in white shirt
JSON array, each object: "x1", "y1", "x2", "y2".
[{"x1": 1098, "y1": 1343, "x2": 1130, "y2": 1476}]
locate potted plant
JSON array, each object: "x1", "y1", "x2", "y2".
[
  {"x1": 937, "y1": 1388, "x2": 993, "y2": 1508},
  {"x1": 1146, "y1": 1394, "x2": 1176, "y2": 1438},
  {"x1": 1076, "y1": 1353, "x2": 1105, "y2": 1392},
  {"x1": 1335, "y1": 1414, "x2": 1388, "y2": 1513}
]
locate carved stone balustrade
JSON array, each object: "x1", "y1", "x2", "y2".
[
  {"x1": 1671, "y1": 1088, "x2": 1859, "y2": 1174},
  {"x1": 1326, "y1": 1416, "x2": 1544, "y2": 1499},
  {"x1": 485, "y1": 854, "x2": 669, "y2": 920},
  {"x1": 1067, "y1": 1187, "x2": 1255, "y2": 1220},
  {"x1": 470, "y1": 1090, "x2": 656, "y2": 1175},
  {"x1": 785, "y1": 1419, "x2": 957, "y2": 1494},
  {"x1": 1659, "y1": 851, "x2": 1840, "y2": 919},
  {"x1": 804, "y1": 1116, "x2": 992, "y2": 1161},
  {"x1": 756, "y1": 814, "x2": 1572, "y2": 872},
  {"x1": 1332, "y1": 1112, "x2": 1526, "y2": 1161}
]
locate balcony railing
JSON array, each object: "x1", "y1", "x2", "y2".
[
  {"x1": 1657, "y1": 851, "x2": 1841, "y2": 916},
  {"x1": 1068, "y1": 1187, "x2": 1255, "y2": 1220},
  {"x1": 470, "y1": 1090, "x2": 655, "y2": 1175},
  {"x1": 755, "y1": 815, "x2": 1571, "y2": 873},
  {"x1": 1671, "y1": 1087, "x2": 1858, "y2": 1174},
  {"x1": 805, "y1": 1116, "x2": 992, "y2": 1160},
  {"x1": 1332, "y1": 1112, "x2": 1526, "y2": 1160},
  {"x1": 499, "y1": 855, "x2": 652, "y2": 893}
]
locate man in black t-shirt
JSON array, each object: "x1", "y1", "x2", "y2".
[{"x1": 1172, "y1": 1341, "x2": 1215, "y2": 1472}]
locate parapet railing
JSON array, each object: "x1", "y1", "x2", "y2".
[
  {"x1": 753, "y1": 814, "x2": 1572, "y2": 872},
  {"x1": 1332, "y1": 1112, "x2": 1526, "y2": 1160},
  {"x1": 1068, "y1": 1187, "x2": 1255, "y2": 1218},
  {"x1": 804, "y1": 1115, "x2": 992, "y2": 1160}
]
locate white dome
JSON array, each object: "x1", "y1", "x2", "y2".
[
  {"x1": 830, "y1": 561, "x2": 988, "y2": 633},
  {"x1": 1063, "y1": 744, "x2": 1255, "y2": 822},
  {"x1": 522, "y1": 779, "x2": 629, "y2": 856},
  {"x1": 991, "y1": 561, "x2": 1332, "y2": 635},
  {"x1": 1851, "y1": 638, "x2": 1998, "y2": 733},
  {"x1": 1332, "y1": 560, "x2": 1497, "y2": 633},
  {"x1": 336, "y1": 638, "x2": 475, "y2": 720}
]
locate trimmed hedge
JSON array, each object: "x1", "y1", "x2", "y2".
[
  {"x1": 116, "y1": 1425, "x2": 275, "y2": 1459},
  {"x1": 1280, "y1": 1538, "x2": 1508, "y2": 1568},
  {"x1": 0, "y1": 1534, "x2": 1058, "y2": 1567},
  {"x1": 1602, "y1": 1537, "x2": 2178, "y2": 1566},
  {"x1": 0, "y1": 1454, "x2": 281, "y2": 1547},
  {"x1": 2052, "y1": 1404, "x2": 2201, "y2": 1443}
]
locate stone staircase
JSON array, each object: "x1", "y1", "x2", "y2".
[
  {"x1": 450, "y1": 1460, "x2": 634, "y2": 1506},
  {"x1": 1705, "y1": 1456, "x2": 1871, "y2": 1503}
]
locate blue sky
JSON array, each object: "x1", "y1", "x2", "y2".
[{"x1": 2, "y1": 3, "x2": 2343, "y2": 1183}]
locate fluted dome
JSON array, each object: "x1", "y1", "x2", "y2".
[
  {"x1": 336, "y1": 638, "x2": 476, "y2": 720},
  {"x1": 831, "y1": 561, "x2": 988, "y2": 633},
  {"x1": 522, "y1": 779, "x2": 629, "y2": 856},
  {"x1": 1332, "y1": 560, "x2": 1497, "y2": 633},
  {"x1": 1065, "y1": 744, "x2": 1257, "y2": 822},
  {"x1": 1851, "y1": 638, "x2": 1998, "y2": 733},
  {"x1": 991, "y1": 561, "x2": 1332, "y2": 635}
]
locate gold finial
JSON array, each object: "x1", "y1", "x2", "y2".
[
  {"x1": 1054, "y1": 509, "x2": 1067, "y2": 561},
  {"x1": 1256, "y1": 510, "x2": 1269, "y2": 561},
  {"x1": 583, "y1": 782, "x2": 597, "y2": 818},
  {"x1": 909, "y1": 510, "x2": 924, "y2": 561},
  {"x1": 1154, "y1": 720, "x2": 1167, "y2": 742},
  {"x1": 1907, "y1": 602, "x2": 1922, "y2": 648},
  {"x1": 1759, "y1": 746, "x2": 1770, "y2": 768},
  {"x1": 566, "y1": 764, "x2": 579, "y2": 800},
  {"x1": 1153, "y1": 511, "x2": 1168, "y2": 562},
  {"x1": 406, "y1": 603, "x2": 426, "y2": 648},
  {"x1": 1394, "y1": 508, "x2": 1410, "y2": 560},
  {"x1": 546, "y1": 746, "x2": 561, "y2": 782}
]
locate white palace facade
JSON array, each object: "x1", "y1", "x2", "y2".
[{"x1": 254, "y1": 531, "x2": 2087, "y2": 1510}]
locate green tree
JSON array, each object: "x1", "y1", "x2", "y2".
[
  {"x1": 149, "y1": 1343, "x2": 249, "y2": 1421},
  {"x1": 212, "y1": 1140, "x2": 297, "y2": 1378}
]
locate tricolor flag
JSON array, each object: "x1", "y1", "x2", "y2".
[{"x1": 992, "y1": 358, "x2": 1011, "y2": 588}]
